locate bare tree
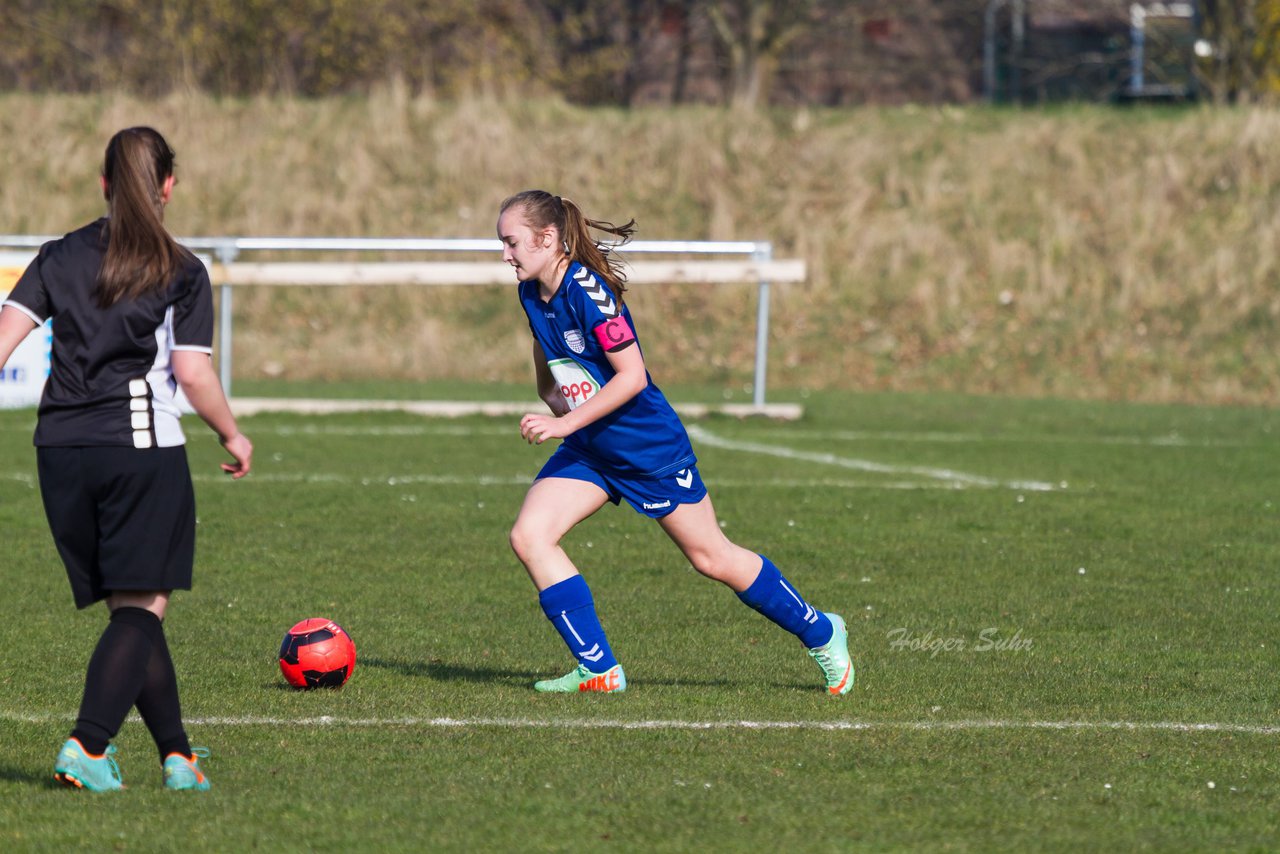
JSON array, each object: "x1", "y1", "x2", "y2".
[
  {"x1": 665, "y1": 2, "x2": 696, "y2": 104},
  {"x1": 703, "y1": 0, "x2": 818, "y2": 107},
  {"x1": 1198, "y1": 0, "x2": 1280, "y2": 102}
]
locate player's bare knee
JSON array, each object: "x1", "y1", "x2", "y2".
[
  {"x1": 509, "y1": 523, "x2": 549, "y2": 564},
  {"x1": 508, "y1": 525, "x2": 528, "y2": 560},
  {"x1": 688, "y1": 551, "x2": 730, "y2": 582},
  {"x1": 689, "y1": 546, "x2": 760, "y2": 588}
]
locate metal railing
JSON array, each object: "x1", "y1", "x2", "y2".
[{"x1": 0, "y1": 235, "x2": 787, "y2": 407}]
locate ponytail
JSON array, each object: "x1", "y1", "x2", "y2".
[
  {"x1": 97, "y1": 127, "x2": 187, "y2": 307},
  {"x1": 499, "y1": 190, "x2": 636, "y2": 303}
]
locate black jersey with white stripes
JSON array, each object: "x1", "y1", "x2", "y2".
[{"x1": 3, "y1": 219, "x2": 214, "y2": 448}]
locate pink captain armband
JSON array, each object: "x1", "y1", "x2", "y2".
[{"x1": 593, "y1": 317, "x2": 636, "y2": 351}]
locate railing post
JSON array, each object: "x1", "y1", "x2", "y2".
[
  {"x1": 752, "y1": 242, "x2": 772, "y2": 409},
  {"x1": 214, "y1": 243, "x2": 239, "y2": 395}
]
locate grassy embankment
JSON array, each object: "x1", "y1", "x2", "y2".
[{"x1": 1, "y1": 92, "x2": 1277, "y2": 406}]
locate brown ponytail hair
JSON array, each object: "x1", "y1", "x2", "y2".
[
  {"x1": 97, "y1": 127, "x2": 187, "y2": 307},
  {"x1": 499, "y1": 190, "x2": 637, "y2": 303}
]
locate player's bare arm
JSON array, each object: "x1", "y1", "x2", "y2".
[
  {"x1": 521, "y1": 343, "x2": 646, "y2": 445},
  {"x1": 532, "y1": 341, "x2": 569, "y2": 416},
  {"x1": 0, "y1": 304, "x2": 38, "y2": 369}
]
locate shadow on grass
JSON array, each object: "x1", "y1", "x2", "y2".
[
  {"x1": 0, "y1": 763, "x2": 59, "y2": 787},
  {"x1": 360, "y1": 656, "x2": 540, "y2": 683},
  {"x1": 363, "y1": 655, "x2": 815, "y2": 692},
  {"x1": 621, "y1": 674, "x2": 816, "y2": 692}
]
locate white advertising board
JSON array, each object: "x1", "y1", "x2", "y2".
[{"x1": 0, "y1": 251, "x2": 50, "y2": 409}]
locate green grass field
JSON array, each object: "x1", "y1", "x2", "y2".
[{"x1": 1, "y1": 390, "x2": 1277, "y2": 851}]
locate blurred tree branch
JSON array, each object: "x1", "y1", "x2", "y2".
[
  {"x1": 1198, "y1": 0, "x2": 1280, "y2": 102},
  {"x1": 704, "y1": 0, "x2": 818, "y2": 107},
  {"x1": 2, "y1": 0, "x2": 1272, "y2": 104}
]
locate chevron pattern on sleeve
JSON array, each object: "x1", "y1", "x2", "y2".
[{"x1": 574, "y1": 267, "x2": 619, "y2": 318}]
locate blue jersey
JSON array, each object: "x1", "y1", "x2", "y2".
[{"x1": 519, "y1": 261, "x2": 695, "y2": 479}]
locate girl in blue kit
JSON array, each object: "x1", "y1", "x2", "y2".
[{"x1": 498, "y1": 190, "x2": 852, "y2": 694}]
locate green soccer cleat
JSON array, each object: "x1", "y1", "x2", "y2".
[
  {"x1": 53, "y1": 738, "x2": 124, "y2": 791},
  {"x1": 163, "y1": 748, "x2": 211, "y2": 792},
  {"x1": 534, "y1": 663, "x2": 626, "y2": 693},
  {"x1": 808, "y1": 613, "x2": 855, "y2": 695}
]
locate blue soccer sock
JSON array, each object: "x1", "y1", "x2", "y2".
[
  {"x1": 737, "y1": 556, "x2": 834, "y2": 649},
  {"x1": 539, "y1": 575, "x2": 619, "y2": 672}
]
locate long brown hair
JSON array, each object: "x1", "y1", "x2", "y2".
[
  {"x1": 499, "y1": 190, "x2": 637, "y2": 302},
  {"x1": 97, "y1": 127, "x2": 187, "y2": 307}
]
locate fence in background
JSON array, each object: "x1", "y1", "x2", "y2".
[{"x1": 0, "y1": 236, "x2": 804, "y2": 410}]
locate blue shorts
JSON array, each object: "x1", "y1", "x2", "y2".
[{"x1": 537, "y1": 446, "x2": 707, "y2": 519}]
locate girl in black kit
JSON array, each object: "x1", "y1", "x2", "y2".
[{"x1": 0, "y1": 127, "x2": 252, "y2": 791}]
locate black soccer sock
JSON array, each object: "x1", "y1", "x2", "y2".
[
  {"x1": 135, "y1": 623, "x2": 192, "y2": 762},
  {"x1": 70, "y1": 606, "x2": 161, "y2": 755}
]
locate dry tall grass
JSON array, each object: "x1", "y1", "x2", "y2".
[{"x1": 2, "y1": 91, "x2": 1277, "y2": 405}]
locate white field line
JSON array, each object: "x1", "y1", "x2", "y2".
[
  {"x1": 1, "y1": 710, "x2": 1276, "y2": 735},
  {"x1": 746, "y1": 428, "x2": 1248, "y2": 448},
  {"x1": 0, "y1": 422, "x2": 1176, "y2": 492},
  {"x1": 266, "y1": 423, "x2": 512, "y2": 437},
  {"x1": 707, "y1": 478, "x2": 976, "y2": 491},
  {"x1": 197, "y1": 473, "x2": 984, "y2": 491},
  {"x1": 203, "y1": 423, "x2": 1258, "y2": 448},
  {"x1": 687, "y1": 425, "x2": 1056, "y2": 492},
  {"x1": 0, "y1": 471, "x2": 1038, "y2": 491},
  {"x1": 210, "y1": 473, "x2": 534, "y2": 486},
  {"x1": 4, "y1": 420, "x2": 1243, "y2": 449}
]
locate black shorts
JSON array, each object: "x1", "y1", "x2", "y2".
[{"x1": 37, "y1": 446, "x2": 196, "y2": 609}]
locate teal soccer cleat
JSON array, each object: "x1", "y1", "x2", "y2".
[
  {"x1": 53, "y1": 738, "x2": 124, "y2": 791},
  {"x1": 808, "y1": 613, "x2": 855, "y2": 695},
  {"x1": 534, "y1": 663, "x2": 627, "y2": 693},
  {"x1": 163, "y1": 748, "x2": 211, "y2": 791}
]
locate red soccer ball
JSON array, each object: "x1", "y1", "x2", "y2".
[{"x1": 278, "y1": 618, "x2": 357, "y2": 689}]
